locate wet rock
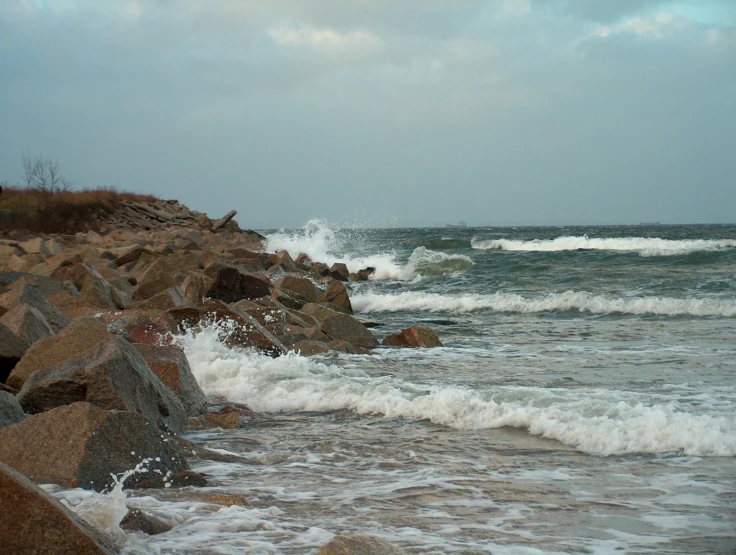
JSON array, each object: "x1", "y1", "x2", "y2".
[
  {"x1": 268, "y1": 250, "x2": 300, "y2": 273},
  {"x1": 133, "y1": 344, "x2": 207, "y2": 417},
  {"x1": 316, "y1": 280, "x2": 353, "y2": 313},
  {"x1": 0, "y1": 402, "x2": 188, "y2": 492},
  {"x1": 309, "y1": 262, "x2": 331, "y2": 277},
  {"x1": 181, "y1": 273, "x2": 213, "y2": 305},
  {"x1": 321, "y1": 313, "x2": 378, "y2": 348},
  {"x1": 120, "y1": 508, "x2": 173, "y2": 535},
  {"x1": 198, "y1": 493, "x2": 251, "y2": 507},
  {"x1": 187, "y1": 412, "x2": 239, "y2": 430},
  {"x1": 0, "y1": 391, "x2": 24, "y2": 429},
  {"x1": 16, "y1": 330, "x2": 187, "y2": 434},
  {"x1": 169, "y1": 300, "x2": 286, "y2": 357},
  {"x1": 205, "y1": 267, "x2": 271, "y2": 303},
  {"x1": 356, "y1": 267, "x2": 376, "y2": 281},
  {"x1": 329, "y1": 262, "x2": 350, "y2": 281},
  {"x1": 129, "y1": 469, "x2": 207, "y2": 489},
  {"x1": 295, "y1": 252, "x2": 313, "y2": 270},
  {"x1": 0, "y1": 461, "x2": 116, "y2": 554},
  {"x1": 317, "y1": 534, "x2": 404, "y2": 555},
  {"x1": 289, "y1": 340, "x2": 330, "y2": 356},
  {"x1": 382, "y1": 326, "x2": 443, "y2": 348},
  {"x1": 327, "y1": 340, "x2": 357, "y2": 354}
]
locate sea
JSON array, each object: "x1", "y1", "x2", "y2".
[{"x1": 49, "y1": 222, "x2": 736, "y2": 554}]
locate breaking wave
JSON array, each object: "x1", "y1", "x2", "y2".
[
  {"x1": 264, "y1": 220, "x2": 472, "y2": 280},
  {"x1": 351, "y1": 291, "x2": 736, "y2": 317},
  {"x1": 471, "y1": 236, "x2": 736, "y2": 256},
  {"x1": 176, "y1": 327, "x2": 736, "y2": 457}
]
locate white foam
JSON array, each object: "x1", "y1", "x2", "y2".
[
  {"x1": 264, "y1": 220, "x2": 472, "y2": 280},
  {"x1": 176, "y1": 327, "x2": 736, "y2": 457},
  {"x1": 351, "y1": 290, "x2": 736, "y2": 317},
  {"x1": 471, "y1": 236, "x2": 736, "y2": 256}
]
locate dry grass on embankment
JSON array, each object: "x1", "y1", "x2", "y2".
[{"x1": 0, "y1": 186, "x2": 158, "y2": 234}]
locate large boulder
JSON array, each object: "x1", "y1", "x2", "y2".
[
  {"x1": 320, "y1": 314, "x2": 378, "y2": 349},
  {"x1": 301, "y1": 302, "x2": 342, "y2": 323},
  {"x1": 0, "y1": 282, "x2": 71, "y2": 332},
  {"x1": 205, "y1": 267, "x2": 271, "y2": 303},
  {"x1": 7, "y1": 315, "x2": 112, "y2": 390},
  {"x1": 0, "y1": 403, "x2": 188, "y2": 492},
  {"x1": 274, "y1": 276, "x2": 319, "y2": 303},
  {"x1": 0, "y1": 304, "x2": 55, "y2": 346},
  {"x1": 382, "y1": 326, "x2": 443, "y2": 348},
  {"x1": 268, "y1": 250, "x2": 300, "y2": 273},
  {"x1": 16, "y1": 335, "x2": 187, "y2": 434},
  {"x1": 289, "y1": 340, "x2": 330, "y2": 356},
  {"x1": 0, "y1": 391, "x2": 24, "y2": 429},
  {"x1": 169, "y1": 300, "x2": 286, "y2": 357},
  {"x1": 131, "y1": 286, "x2": 188, "y2": 311},
  {"x1": 329, "y1": 263, "x2": 350, "y2": 281},
  {"x1": 317, "y1": 534, "x2": 404, "y2": 555},
  {"x1": 77, "y1": 263, "x2": 117, "y2": 309},
  {"x1": 133, "y1": 344, "x2": 207, "y2": 417},
  {"x1": 316, "y1": 280, "x2": 353, "y2": 313},
  {"x1": 0, "y1": 461, "x2": 116, "y2": 554}
]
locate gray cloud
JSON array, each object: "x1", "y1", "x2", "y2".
[{"x1": 0, "y1": 0, "x2": 734, "y2": 226}]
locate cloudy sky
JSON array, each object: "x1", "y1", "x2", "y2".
[{"x1": 1, "y1": 0, "x2": 734, "y2": 228}]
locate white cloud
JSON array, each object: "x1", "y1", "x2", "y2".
[
  {"x1": 591, "y1": 13, "x2": 687, "y2": 40},
  {"x1": 267, "y1": 25, "x2": 382, "y2": 51}
]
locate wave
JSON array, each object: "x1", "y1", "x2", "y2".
[
  {"x1": 352, "y1": 291, "x2": 736, "y2": 317},
  {"x1": 471, "y1": 236, "x2": 736, "y2": 256},
  {"x1": 177, "y1": 327, "x2": 736, "y2": 457},
  {"x1": 264, "y1": 220, "x2": 472, "y2": 280}
]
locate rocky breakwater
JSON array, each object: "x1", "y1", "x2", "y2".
[{"x1": 0, "y1": 205, "x2": 432, "y2": 552}]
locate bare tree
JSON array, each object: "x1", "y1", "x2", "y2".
[{"x1": 22, "y1": 154, "x2": 72, "y2": 193}]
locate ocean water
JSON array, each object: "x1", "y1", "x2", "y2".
[{"x1": 54, "y1": 223, "x2": 735, "y2": 554}]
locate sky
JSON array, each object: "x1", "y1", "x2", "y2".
[{"x1": 1, "y1": 0, "x2": 735, "y2": 228}]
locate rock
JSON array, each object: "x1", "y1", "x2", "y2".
[
  {"x1": 205, "y1": 267, "x2": 271, "y2": 303},
  {"x1": 0, "y1": 391, "x2": 24, "y2": 429},
  {"x1": 181, "y1": 273, "x2": 213, "y2": 305},
  {"x1": 97, "y1": 267, "x2": 135, "y2": 309},
  {"x1": 110, "y1": 245, "x2": 149, "y2": 267},
  {"x1": 132, "y1": 263, "x2": 179, "y2": 301},
  {"x1": 309, "y1": 262, "x2": 331, "y2": 277},
  {"x1": 7, "y1": 315, "x2": 112, "y2": 390},
  {"x1": 289, "y1": 340, "x2": 330, "y2": 356},
  {"x1": 295, "y1": 252, "x2": 313, "y2": 269},
  {"x1": 357, "y1": 267, "x2": 376, "y2": 281},
  {"x1": 18, "y1": 237, "x2": 50, "y2": 256},
  {"x1": 0, "y1": 282, "x2": 71, "y2": 332},
  {"x1": 274, "y1": 275, "x2": 319, "y2": 303},
  {"x1": 327, "y1": 340, "x2": 357, "y2": 354},
  {"x1": 17, "y1": 334, "x2": 187, "y2": 434},
  {"x1": 268, "y1": 250, "x2": 300, "y2": 273},
  {"x1": 233, "y1": 299, "x2": 288, "y2": 336},
  {"x1": 0, "y1": 461, "x2": 116, "y2": 554},
  {"x1": 77, "y1": 264, "x2": 116, "y2": 309},
  {"x1": 120, "y1": 508, "x2": 173, "y2": 535},
  {"x1": 0, "y1": 403, "x2": 188, "y2": 492},
  {"x1": 133, "y1": 344, "x2": 207, "y2": 417},
  {"x1": 169, "y1": 301, "x2": 287, "y2": 357},
  {"x1": 300, "y1": 302, "x2": 341, "y2": 323},
  {"x1": 272, "y1": 287, "x2": 310, "y2": 310},
  {"x1": 198, "y1": 493, "x2": 251, "y2": 507},
  {"x1": 187, "y1": 412, "x2": 239, "y2": 430},
  {"x1": 329, "y1": 262, "x2": 350, "y2": 281},
  {"x1": 131, "y1": 286, "x2": 188, "y2": 311},
  {"x1": 303, "y1": 326, "x2": 331, "y2": 343},
  {"x1": 317, "y1": 534, "x2": 404, "y2": 555},
  {"x1": 0, "y1": 323, "x2": 30, "y2": 384},
  {"x1": 321, "y1": 314, "x2": 378, "y2": 349},
  {"x1": 382, "y1": 326, "x2": 443, "y2": 348},
  {"x1": 316, "y1": 280, "x2": 353, "y2": 313}
]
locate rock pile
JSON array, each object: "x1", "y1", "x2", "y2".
[{"x1": 0, "y1": 200, "x2": 425, "y2": 552}]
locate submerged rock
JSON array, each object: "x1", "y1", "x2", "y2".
[{"x1": 317, "y1": 534, "x2": 404, "y2": 555}]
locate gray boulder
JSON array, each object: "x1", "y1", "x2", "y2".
[{"x1": 0, "y1": 391, "x2": 24, "y2": 429}]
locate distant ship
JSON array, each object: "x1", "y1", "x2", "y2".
[{"x1": 446, "y1": 221, "x2": 468, "y2": 229}]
